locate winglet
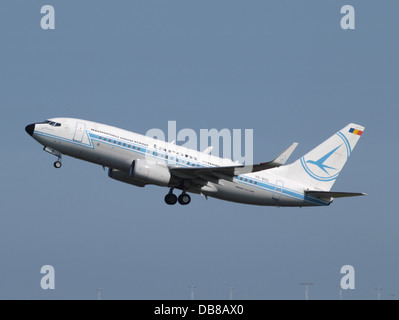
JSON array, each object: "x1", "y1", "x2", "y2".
[
  {"x1": 271, "y1": 142, "x2": 298, "y2": 166},
  {"x1": 203, "y1": 146, "x2": 214, "y2": 154}
]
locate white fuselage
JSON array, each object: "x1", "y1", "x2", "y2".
[{"x1": 28, "y1": 118, "x2": 330, "y2": 207}]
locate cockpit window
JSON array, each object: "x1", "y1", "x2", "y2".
[{"x1": 42, "y1": 120, "x2": 62, "y2": 127}]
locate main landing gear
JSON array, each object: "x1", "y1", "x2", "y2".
[
  {"x1": 164, "y1": 188, "x2": 191, "y2": 205},
  {"x1": 165, "y1": 190, "x2": 177, "y2": 205}
]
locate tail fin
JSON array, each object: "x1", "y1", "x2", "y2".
[{"x1": 275, "y1": 123, "x2": 365, "y2": 191}]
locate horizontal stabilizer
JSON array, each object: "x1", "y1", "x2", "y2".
[{"x1": 305, "y1": 190, "x2": 367, "y2": 200}]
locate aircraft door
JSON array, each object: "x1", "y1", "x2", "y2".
[
  {"x1": 272, "y1": 180, "x2": 284, "y2": 201},
  {"x1": 73, "y1": 122, "x2": 85, "y2": 142}
]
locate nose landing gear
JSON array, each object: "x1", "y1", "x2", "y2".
[
  {"x1": 43, "y1": 146, "x2": 63, "y2": 169},
  {"x1": 53, "y1": 159, "x2": 62, "y2": 168}
]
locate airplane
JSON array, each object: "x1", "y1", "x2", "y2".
[{"x1": 25, "y1": 118, "x2": 366, "y2": 207}]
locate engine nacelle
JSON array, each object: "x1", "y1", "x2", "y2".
[
  {"x1": 108, "y1": 168, "x2": 146, "y2": 187},
  {"x1": 129, "y1": 159, "x2": 178, "y2": 187}
]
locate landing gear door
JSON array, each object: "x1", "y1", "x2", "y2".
[{"x1": 73, "y1": 122, "x2": 85, "y2": 142}]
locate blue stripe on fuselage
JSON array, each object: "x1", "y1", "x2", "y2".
[
  {"x1": 89, "y1": 133, "x2": 329, "y2": 206},
  {"x1": 34, "y1": 130, "x2": 94, "y2": 149}
]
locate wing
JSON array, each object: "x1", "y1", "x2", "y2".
[{"x1": 169, "y1": 142, "x2": 298, "y2": 181}]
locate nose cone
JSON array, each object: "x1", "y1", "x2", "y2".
[{"x1": 25, "y1": 123, "x2": 35, "y2": 136}]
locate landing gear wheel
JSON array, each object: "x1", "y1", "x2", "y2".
[
  {"x1": 178, "y1": 193, "x2": 191, "y2": 205},
  {"x1": 165, "y1": 193, "x2": 178, "y2": 205},
  {"x1": 54, "y1": 160, "x2": 62, "y2": 169}
]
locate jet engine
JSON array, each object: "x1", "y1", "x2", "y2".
[
  {"x1": 108, "y1": 168, "x2": 146, "y2": 187},
  {"x1": 129, "y1": 159, "x2": 178, "y2": 187}
]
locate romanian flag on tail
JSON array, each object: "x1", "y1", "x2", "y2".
[{"x1": 349, "y1": 128, "x2": 363, "y2": 136}]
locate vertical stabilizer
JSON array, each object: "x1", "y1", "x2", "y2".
[{"x1": 274, "y1": 124, "x2": 365, "y2": 191}]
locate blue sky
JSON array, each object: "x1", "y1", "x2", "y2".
[{"x1": 1, "y1": 1, "x2": 398, "y2": 299}]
